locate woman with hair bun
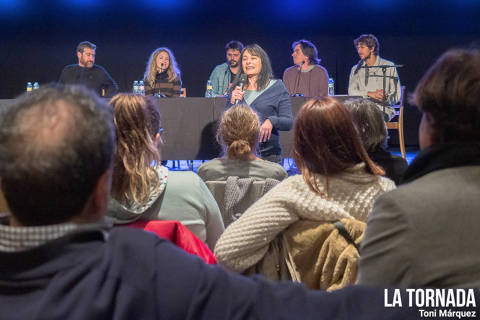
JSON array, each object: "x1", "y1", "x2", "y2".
[{"x1": 197, "y1": 103, "x2": 287, "y2": 182}]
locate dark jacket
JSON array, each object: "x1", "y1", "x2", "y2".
[
  {"x1": 369, "y1": 147, "x2": 408, "y2": 185},
  {"x1": 0, "y1": 226, "x2": 419, "y2": 319}
]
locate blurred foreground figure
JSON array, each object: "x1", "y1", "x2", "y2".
[{"x1": 358, "y1": 48, "x2": 480, "y2": 287}]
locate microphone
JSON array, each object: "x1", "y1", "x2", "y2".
[
  {"x1": 292, "y1": 61, "x2": 305, "y2": 96},
  {"x1": 354, "y1": 59, "x2": 364, "y2": 75},
  {"x1": 234, "y1": 74, "x2": 247, "y2": 104},
  {"x1": 160, "y1": 63, "x2": 165, "y2": 73}
]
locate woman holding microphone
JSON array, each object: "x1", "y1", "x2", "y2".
[
  {"x1": 144, "y1": 47, "x2": 182, "y2": 97},
  {"x1": 228, "y1": 44, "x2": 293, "y2": 164}
]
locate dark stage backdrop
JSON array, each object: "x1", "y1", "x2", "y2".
[{"x1": 1, "y1": 1, "x2": 479, "y2": 148}]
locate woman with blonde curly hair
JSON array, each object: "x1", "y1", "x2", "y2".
[
  {"x1": 197, "y1": 103, "x2": 287, "y2": 182},
  {"x1": 143, "y1": 47, "x2": 182, "y2": 97},
  {"x1": 107, "y1": 94, "x2": 224, "y2": 249},
  {"x1": 214, "y1": 97, "x2": 395, "y2": 272}
]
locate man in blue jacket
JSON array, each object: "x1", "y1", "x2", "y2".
[
  {"x1": 206, "y1": 40, "x2": 244, "y2": 97},
  {"x1": 0, "y1": 84, "x2": 419, "y2": 320}
]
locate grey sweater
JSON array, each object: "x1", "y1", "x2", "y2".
[{"x1": 197, "y1": 158, "x2": 288, "y2": 182}]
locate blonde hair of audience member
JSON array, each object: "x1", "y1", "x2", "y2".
[
  {"x1": 293, "y1": 97, "x2": 384, "y2": 197},
  {"x1": 110, "y1": 94, "x2": 162, "y2": 205},
  {"x1": 144, "y1": 47, "x2": 181, "y2": 87},
  {"x1": 217, "y1": 103, "x2": 260, "y2": 161}
]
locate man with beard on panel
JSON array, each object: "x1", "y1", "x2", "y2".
[
  {"x1": 348, "y1": 34, "x2": 401, "y2": 121},
  {"x1": 58, "y1": 41, "x2": 118, "y2": 98},
  {"x1": 206, "y1": 40, "x2": 244, "y2": 97}
]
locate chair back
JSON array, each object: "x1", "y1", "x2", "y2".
[
  {"x1": 206, "y1": 177, "x2": 280, "y2": 228},
  {"x1": 386, "y1": 85, "x2": 406, "y2": 159}
]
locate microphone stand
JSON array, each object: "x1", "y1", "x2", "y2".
[
  {"x1": 291, "y1": 62, "x2": 304, "y2": 97},
  {"x1": 155, "y1": 63, "x2": 165, "y2": 97},
  {"x1": 360, "y1": 64, "x2": 403, "y2": 114}
]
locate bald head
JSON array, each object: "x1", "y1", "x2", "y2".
[
  {"x1": 10, "y1": 99, "x2": 77, "y2": 162},
  {"x1": 0, "y1": 85, "x2": 114, "y2": 225}
]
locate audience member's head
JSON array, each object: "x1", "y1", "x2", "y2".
[
  {"x1": 353, "y1": 34, "x2": 380, "y2": 56},
  {"x1": 0, "y1": 85, "x2": 114, "y2": 226},
  {"x1": 217, "y1": 103, "x2": 260, "y2": 161},
  {"x1": 292, "y1": 39, "x2": 320, "y2": 65},
  {"x1": 294, "y1": 97, "x2": 383, "y2": 195},
  {"x1": 144, "y1": 47, "x2": 181, "y2": 84},
  {"x1": 240, "y1": 44, "x2": 274, "y2": 90},
  {"x1": 110, "y1": 94, "x2": 162, "y2": 205},
  {"x1": 344, "y1": 98, "x2": 388, "y2": 152},
  {"x1": 410, "y1": 48, "x2": 480, "y2": 149}
]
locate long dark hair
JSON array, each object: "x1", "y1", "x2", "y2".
[
  {"x1": 238, "y1": 44, "x2": 274, "y2": 91},
  {"x1": 293, "y1": 97, "x2": 384, "y2": 196}
]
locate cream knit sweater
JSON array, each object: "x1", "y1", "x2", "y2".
[{"x1": 214, "y1": 163, "x2": 395, "y2": 272}]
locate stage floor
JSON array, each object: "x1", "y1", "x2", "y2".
[
  {"x1": 391, "y1": 149, "x2": 418, "y2": 164},
  {"x1": 164, "y1": 148, "x2": 420, "y2": 175}
]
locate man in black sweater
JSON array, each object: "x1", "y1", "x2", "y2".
[{"x1": 58, "y1": 41, "x2": 118, "y2": 98}]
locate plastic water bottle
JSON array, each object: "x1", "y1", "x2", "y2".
[
  {"x1": 33, "y1": 82, "x2": 39, "y2": 90},
  {"x1": 26, "y1": 82, "x2": 33, "y2": 92},
  {"x1": 139, "y1": 80, "x2": 145, "y2": 96},
  {"x1": 133, "y1": 80, "x2": 139, "y2": 94},
  {"x1": 205, "y1": 80, "x2": 213, "y2": 98},
  {"x1": 328, "y1": 78, "x2": 335, "y2": 96}
]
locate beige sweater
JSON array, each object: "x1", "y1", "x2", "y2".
[{"x1": 214, "y1": 163, "x2": 395, "y2": 272}]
